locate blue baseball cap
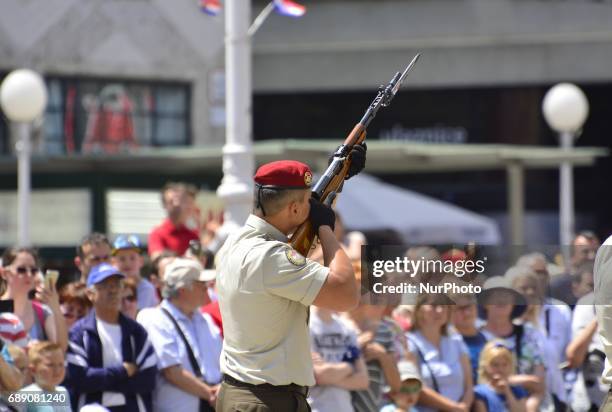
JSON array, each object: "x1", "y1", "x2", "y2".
[
  {"x1": 87, "y1": 263, "x2": 125, "y2": 287},
  {"x1": 112, "y1": 234, "x2": 142, "y2": 255}
]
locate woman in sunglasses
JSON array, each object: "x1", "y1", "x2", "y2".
[{"x1": 0, "y1": 247, "x2": 68, "y2": 351}]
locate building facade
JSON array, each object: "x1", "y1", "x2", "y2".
[{"x1": 1, "y1": 0, "x2": 611, "y2": 248}]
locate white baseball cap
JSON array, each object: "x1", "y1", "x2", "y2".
[
  {"x1": 200, "y1": 269, "x2": 217, "y2": 282},
  {"x1": 164, "y1": 258, "x2": 208, "y2": 289}
]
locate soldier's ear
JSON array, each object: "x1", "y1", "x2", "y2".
[{"x1": 288, "y1": 200, "x2": 299, "y2": 216}]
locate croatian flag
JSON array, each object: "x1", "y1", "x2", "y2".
[
  {"x1": 200, "y1": 0, "x2": 221, "y2": 16},
  {"x1": 273, "y1": 0, "x2": 306, "y2": 17}
]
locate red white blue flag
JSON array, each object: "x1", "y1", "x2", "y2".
[
  {"x1": 200, "y1": 0, "x2": 221, "y2": 16},
  {"x1": 273, "y1": 0, "x2": 306, "y2": 17}
]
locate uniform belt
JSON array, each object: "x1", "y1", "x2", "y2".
[{"x1": 222, "y1": 374, "x2": 309, "y2": 396}]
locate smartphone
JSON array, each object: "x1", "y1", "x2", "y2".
[
  {"x1": 45, "y1": 269, "x2": 59, "y2": 290},
  {"x1": 0, "y1": 299, "x2": 14, "y2": 313}
]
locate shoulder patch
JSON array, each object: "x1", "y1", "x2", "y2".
[{"x1": 285, "y1": 248, "x2": 306, "y2": 266}]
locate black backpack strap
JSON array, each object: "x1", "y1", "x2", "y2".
[
  {"x1": 513, "y1": 324, "x2": 524, "y2": 371},
  {"x1": 407, "y1": 335, "x2": 439, "y2": 392},
  {"x1": 161, "y1": 307, "x2": 203, "y2": 378}
]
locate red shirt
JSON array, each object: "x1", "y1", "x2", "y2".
[
  {"x1": 201, "y1": 300, "x2": 223, "y2": 337},
  {"x1": 148, "y1": 218, "x2": 199, "y2": 256}
]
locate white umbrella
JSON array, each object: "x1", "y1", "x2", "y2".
[{"x1": 335, "y1": 174, "x2": 501, "y2": 244}]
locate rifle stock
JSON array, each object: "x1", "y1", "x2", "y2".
[
  {"x1": 290, "y1": 125, "x2": 365, "y2": 256},
  {"x1": 289, "y1": 54, "x2": 420, "y2": 257}
]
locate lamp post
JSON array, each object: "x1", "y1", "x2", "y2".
[
  {"x1": 542, "y1": 83, "x2": 589, "y2": 269},
  {"x1": 0, "y1": 69, "x2": 48, "y2": 247},
  {"x1": 215, "y1": 0, "x2": 254, "y2": 242}
]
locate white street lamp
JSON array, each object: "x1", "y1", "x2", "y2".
[
  {"x1": 542, "y1": 83, "x2": 589, "y2": 268},
  {"x1": 0, "y1": 69, "x2": 48, "y2": 247},
  {"x1": 214, "y1": 0, "x2": 254, "y2": 248}
]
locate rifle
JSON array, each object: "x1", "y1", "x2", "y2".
[{"x1": 290, "y1": 53, "x2": 421, "y2": 256}]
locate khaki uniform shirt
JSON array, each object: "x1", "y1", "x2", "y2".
[
  {"x1": 594, "y1": 235, "x2": 612, "y2": 384},
  {"x1": 216, "y1": 214, "x2": 329, "y2": 386}
]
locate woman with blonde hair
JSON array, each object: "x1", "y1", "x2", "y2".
[
  {"x1": 407, "y1": 293, "x2": 473, "y2": 412},
  {"x1": 473, "y1": 341, "x2": 528, "y2": 412}
]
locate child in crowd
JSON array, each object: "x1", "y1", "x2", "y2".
[
  {"x1": 309, "y1": 306, "x2": 369, "y2": 412},
  {"x1": 450, "y1": 293, "x2": 488, "y2": 384},
  {"x1": 18, "y1": 341, "x2": 71, "y2": 411},
  {"x1": 59, "y1": 282, "x2": 91, "y2": 331},
  {"x1": 473, "y1": 341, "x2": 527, "y2": 412},
  {"x1": 380, "y1": 361, "x2": 422, "y2": 412},
  {"x1": 111, "y1": 235, "x2": 158, "y2": 310},
  {"x1": 7, "y1": 344, "x2": 30, "y2": 387}
]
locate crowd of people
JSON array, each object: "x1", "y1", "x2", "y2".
[{"x1": 0, "y1": 178, "x2": 605, "y2": 412}]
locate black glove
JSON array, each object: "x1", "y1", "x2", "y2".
[
  {"x1": 346, "y1": 142, "x2": 367, "y2": 179},
  {"x1": 328, "y1": 143, "x2": 367, "y2": 180},
  {"x1": 309, "y1": 198, "x2": 335, "y2": 232}
]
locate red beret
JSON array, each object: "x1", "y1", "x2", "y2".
[{"x1": 254, "y1": 160, "x2": 313, "y2": 189}]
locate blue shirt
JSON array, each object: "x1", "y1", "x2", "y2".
[
  {"x1": 407, "y1": 331, "x2": 468, "y2": 412},
  {"x1": 136, "y1": 278, "x2": 159, "y2": 310},
  {"x1": 474, "y1": 383, "x2": 527, "y2": 412},
  {"x1": 137, "y1": 299, "x2": 222, "y2": 412},
  {"x1": 460, "y1": 331, "x2": 488, "y2": 383}
]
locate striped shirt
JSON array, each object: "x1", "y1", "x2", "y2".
[
  {"x1": 0, "y1": 313, "x2": 27, "y2": 348},
  {"x1": 351, "y1": 320, "x2": 396, "y2": 412}
]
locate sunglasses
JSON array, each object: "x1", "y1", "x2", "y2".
[
  {"x1": 399, "y1": 384, "x2": 421, "y2": 395},
  {"x1": 123, "y1": 295, "x2": 137, "y2": 303},
  {"x1": 14, "y1": 266, "x2": 39, "y2": 276}
]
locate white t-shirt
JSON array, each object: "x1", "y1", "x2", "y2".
[
  {"x1": 96, "y1": 318, "x2": 126, "y2": 407},
  {"x1": 308, "y1": 311, "x2": 357, "y2": 412}
]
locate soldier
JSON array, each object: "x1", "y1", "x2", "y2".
[
  {"x1": 216, "y1": 151, "x2": 366, "y2": 412},
  {"x1": 594, "y1": 235, "x2": 612, "y2": 412}
]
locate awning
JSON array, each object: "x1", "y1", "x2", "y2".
[{"x1": 0, "y1": 139, "x2": 605, "y2": 174}]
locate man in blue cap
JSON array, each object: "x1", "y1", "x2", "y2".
[{"x1": 64, "y1": 262, "x2": 158, "y2": 411}]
